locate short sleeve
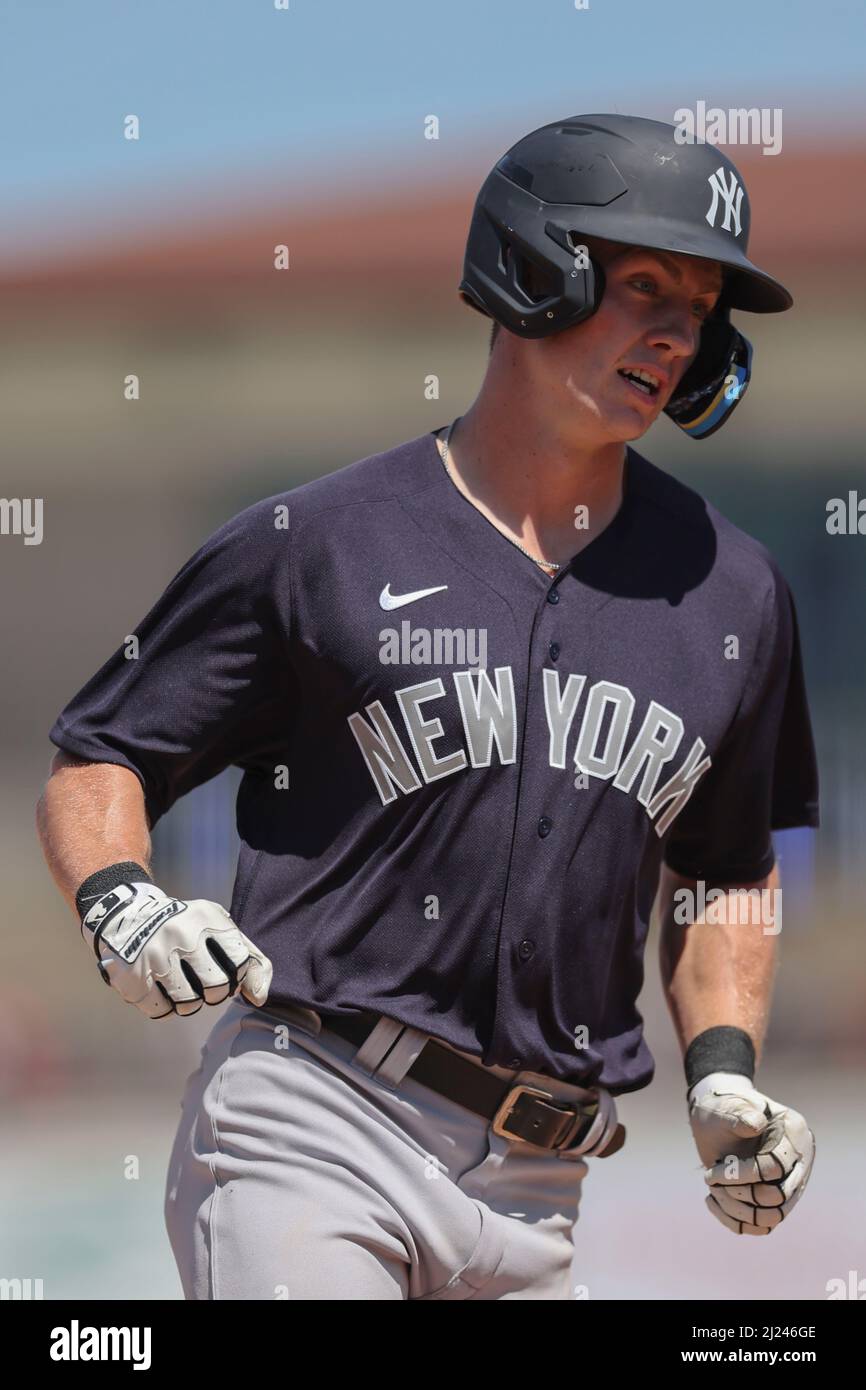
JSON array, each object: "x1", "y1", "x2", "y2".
[
  {"x1": 49, "y1": 499, "x2": 294, "y2": 829},
  {"x1": 663, "y1": 569, "x2": 819, "y2": 885}
]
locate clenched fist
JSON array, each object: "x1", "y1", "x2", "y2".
[
  {"x1": 80, "y1": 877, "x2": 272, "y2": 1019},
  {"x1": 688, "y1": 1071, "x2": 816, "y2": 1235}
]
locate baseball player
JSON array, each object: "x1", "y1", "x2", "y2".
[{"x1": 38, "y1": 114, "x2": 819, "y2": 1300}]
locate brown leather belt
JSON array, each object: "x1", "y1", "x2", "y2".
[{"x1": 320, "y1": 1009, "x2": 625, "y2": 1158}]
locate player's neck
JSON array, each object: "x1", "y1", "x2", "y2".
[{"x1": 442, "y1": 395, "x2": 627, "y2": 563}]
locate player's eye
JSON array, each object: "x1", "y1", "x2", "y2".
[{"x1": 631, "y1": 273, "x2": 713, "y2": 321}]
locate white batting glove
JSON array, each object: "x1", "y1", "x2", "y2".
[
  {"x1": 80, "y1": 878, "x2": 272, "y2": 1019},
  {"x1": 687, "y1": 1072, "x2": 816, "y2": 1235}
]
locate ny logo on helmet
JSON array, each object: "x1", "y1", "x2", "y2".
[{"x1": 705, "y1": 167, "x2": 744, "y2": 237}]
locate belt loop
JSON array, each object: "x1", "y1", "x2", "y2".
[
  {"x1": 373, "y1": 1026, "x2": 430, "y2": 1088},
  {"x1": 351, "y1": 1017, "x2": 408, "y2": 1078}
]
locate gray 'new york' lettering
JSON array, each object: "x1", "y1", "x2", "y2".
[{"x1": 347, "y1": 664, "x2": 711, "y2": 836}]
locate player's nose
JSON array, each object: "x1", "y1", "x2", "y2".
[{"x1": 645, "y1": 309, "x2": 700, "y2": 362}]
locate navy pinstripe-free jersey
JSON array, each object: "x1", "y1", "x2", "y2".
[{"x1": 50, "y1": 430, "x2": 819, "y2": 1093}]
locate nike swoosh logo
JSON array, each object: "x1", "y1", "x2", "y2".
[{"x1": 379, "y1": 582, "x2": 448, "y2": 611}]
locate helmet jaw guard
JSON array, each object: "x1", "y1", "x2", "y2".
[{"x1": 664, "y1": 314, "x2": 753, "y2": 440}]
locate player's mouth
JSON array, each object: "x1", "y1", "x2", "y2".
[{"x1": 616, "y1": 366, "x2": 666, "y2": 404}]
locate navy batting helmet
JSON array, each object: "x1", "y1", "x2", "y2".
[{"x1": 458, "y1": 114, "x2": 792, "y2": 440}]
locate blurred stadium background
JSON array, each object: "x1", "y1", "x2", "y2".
[{"x1": 1, "y1": 0, "x2": 864, "y2": 1299}]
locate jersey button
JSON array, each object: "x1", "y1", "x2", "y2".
[
  {"x1": 518, "y1": 938, "x2": 535, "y2": 961},
  {"x1": 548, "y1": 641, "x2": 560, "y2": 660},
  {"x1": 508, "y1": 1058, "x2": 522, "y2": 1070},
  {"x1": 538, "y1": 816, "x2": 553, "y2": 837},
  {"x1": 546, "y1": 589, "x2": 560, "y2": 605}
]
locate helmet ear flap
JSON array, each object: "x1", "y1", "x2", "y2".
[
  {"x1": 502, "y1": 234, "x2": 605, "y2": 330},
  {"x1": 458, "y1": 222, "x2": 604, "y2": 335}
]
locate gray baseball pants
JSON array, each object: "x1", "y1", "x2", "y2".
[{"x1": 164, "y1": 996, "x2": 601, "y2": 1300}]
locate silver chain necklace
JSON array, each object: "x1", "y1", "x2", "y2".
[{"x1": 438, "y1": 421, "x2": 562, "y2": 573}]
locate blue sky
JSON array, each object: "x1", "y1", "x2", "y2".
[{"x1": 2, "y1": 0, "x2": 863, "y2": 261}]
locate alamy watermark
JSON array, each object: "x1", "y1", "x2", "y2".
[
  {"x1": 673, "y1": 103, "x2": 782, "y2": 156},
  {"x1": 826, "y1": 491, "x2": 866, "y2": 535},
  {"x1": 0, "y1": 498, "x2": 43, "y2": 545},
  {"x1": 379, "y1": 622, "x2": 487, "y2": 668},
  {"x1": 673, "y1": 879, "x2": 782, "y2": 935},
  {"x1": 0, "y1": 1276, "x2": 43, "y2": 1299},
  {"x1": 49, "y1": 1320, "x2": 151, "y2": 1369}
]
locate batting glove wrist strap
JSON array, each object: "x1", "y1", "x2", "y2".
[
  {"x1": 684, "y1": 1025, "x2": 755, "y2": 1093},
  {"x1": 76, "y1": 862, "x2": 160, "y2": 988},
  {"x1": 76, "y1": 861, "x2": 154, "y2": 928}
]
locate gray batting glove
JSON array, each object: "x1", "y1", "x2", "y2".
[
  {"x1": 687, "y1": 1071, "x2": 816, "y2": 1235},
  {"x1": 80, "y1": 878, "x2": 272, "y2": 1019}
]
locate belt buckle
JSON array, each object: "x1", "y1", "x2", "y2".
[{"x1": 491, "y1": 1083, "x2": 585, "y2": 1151}]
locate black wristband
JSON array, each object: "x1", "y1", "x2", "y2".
[
  {"x1": 75, "y1": 861, "x2": 154, "y2": 924},
  {"x1": 684, "y1": 1026, "x2": 756, "y2": 1092}
]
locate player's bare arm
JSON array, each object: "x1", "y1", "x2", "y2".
[
  {"x1": 36, "y1": 752, "x2": 153, "y2": 911},
  {"x1": 657, "y1": 862, "x2": 780, "y2": 1057}
]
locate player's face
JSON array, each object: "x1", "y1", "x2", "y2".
[{"x1": 543, "y1": 241, "x2": 723, "y2": 443}]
